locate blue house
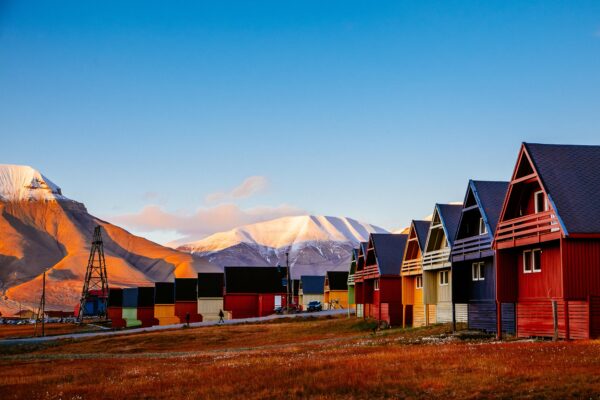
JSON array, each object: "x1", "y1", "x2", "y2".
[{"x1": 451, "y1": 180, "x2": 514, "y2": 333}]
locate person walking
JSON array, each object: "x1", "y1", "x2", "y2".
[
  {"x1": 185, "y1": 312, "x2": 190, "y2": 327},
  {"x1": 218, "y1": 309, "x2": 225, "y2": 324}
]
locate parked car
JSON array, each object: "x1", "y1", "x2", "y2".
[{"x1": 306, "y1": 301, "x2": 322, "y2": 312}]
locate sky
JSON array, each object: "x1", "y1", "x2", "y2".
[{"x1": 1, "y1": 1, "x2": 599, "y2": 245}]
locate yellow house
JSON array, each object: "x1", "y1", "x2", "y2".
[
  {"x1": 197, "y1": 272, "x2": 230, "y2": 321},
  {"x1": 154, "y1": 282, "x2": 180, "y2": 326},
  {"x1": 323, "y1": 271, "x2": 349, "y2": 310},
  {"x1": 401, "y1": 220, "x2": 431, "y2": 327},
  {"x1": 299, "y1": 275, "x2": 325, "y2": 309}
]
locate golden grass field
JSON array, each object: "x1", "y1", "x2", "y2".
[{"x1": 1, "y1": 316, "x2": 600, "y2": 399}]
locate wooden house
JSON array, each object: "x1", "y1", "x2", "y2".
[
  {"x1": 197, "y1": 272, "x2": 227, "y2": 321},
  {"x1": 494, "y1": 143, "x2": 600, "y2": 339},
  {"x1": 451, "y1": 180, "x2": 513, "y2": 333},
  {"x1": 154, "y1": 282, "x2": 180, "y2": 326},
  {"x1": 323, "y1": 271, "x2": 349, "y2": 310},
  {"x1": 299, "y1": 275, "x2": 325, "y2": 309},
  {"x1": 353, "y1": 241, "x2": 369, "y2": 318},
  {"x1": 223, "y1": 266, "x2": 288, "y2": 319},
  {"x1": 422, "y1": 204, "x2": 463, "y2": 324},
  {"x1": 347, "y1": 248, "x2": 359, "y2": 311},
  {"x1": 174, "y1": 278, "x2": 202, "y2": 323},
  {"x1": 360, "y1": 233, "x2": 408, "y2": 326},
  {"x1": 401, "y1": 220, "x2": 431, "y2": 327},
  {"x1": 122, "y1": 287, "x2": 156, "y2": 328}
]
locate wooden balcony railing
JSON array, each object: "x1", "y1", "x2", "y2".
[
  {"x1": 401, "y1": 258, "x2": 422, "y2": 274},
  {"x1": 451, "y1": 234, "x2": 492, "y2": 259},
  {"x1": 363, "y1": 265, "x2": 379, "y2": 277},
  {"x1": 422, "y1": 248, "x2": 451, "y2": 270},
  {"x1": 495, "y1": 210, "x2": 560, "y2": 247},
  {"x1": 347, "y1": 274, "x2": 355, "y2": 285}
]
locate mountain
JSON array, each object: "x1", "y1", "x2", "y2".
[
  {"x1": 0, "y1": 165, "x2": 217, "y2": 316},
  {"x1": 178, "y1": 215, "x2": 389, "y2": 278}
]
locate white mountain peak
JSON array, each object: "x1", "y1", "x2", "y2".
[
  {"x1": 179, "y1": 215, "x2": 389, "y2": 253},
  {"x1": 0, "y1": 164, "x2": 67, "y2": 202}
]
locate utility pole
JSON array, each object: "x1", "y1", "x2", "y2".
[
  {"x1": 286, "y1": 251, "x2": 291, "y2": 312},
  {"x1": 34, "y1": 268, "x2": 47, "y2": 337}
]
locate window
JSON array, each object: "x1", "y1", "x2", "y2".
[
  {"x1": 523, "y1": 249, "x2": 542, "y2": 273},
  {"x1": 534, "y1": 191, "x2": 547, "y2": 213},
  {"x1": 478, "y1": 218, "x2": 487, "y2": 235},
  {"x1": 416, "y1": 276, "x2": 423, "y2": 289},
  {"x1": 374, "y1": 279, "x2": 380, "y2": 291},
  {"x1": 472, "y1": 262, "x2": 485, "y2": 281},
  {"x1": 439, "y1": 270, "x2": 449, "y2": 286}
]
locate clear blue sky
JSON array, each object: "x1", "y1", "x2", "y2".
[{"x1": 1, "y1": 1, "x2": 599, "y2": 244}]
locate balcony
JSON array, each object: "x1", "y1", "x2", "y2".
[
  {"x1": 362, "y1": 264, "x2": 379, "y2": 278},
  {"x1": 422, "y1": 248, "x2": 451, "y2": 270},
  {"x1": 494, "y1": 210, "x2": 561, "y2": 249},
  {"x1": 401, "y1": 258, "x2": 422, "y2": 275},
  {"x1": 451, "y1": 234, "x2": 493, "y2": 262},
  {"x1": 347, "y1": 274, "x2": 355, "y2": 285}
]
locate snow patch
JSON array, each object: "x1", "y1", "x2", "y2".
[{"x1": 0, "y1": 164, "x2": 68, "y2": 202}]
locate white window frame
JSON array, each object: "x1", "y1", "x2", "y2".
[
  {"x1": 472, "y1": 262, "x2": 485, "y2": 281},
  {"x1": 439, "y1": 270, "x2": 449, "y2": 286},
  {"x1": 532, "y1": 249, "x2": 542, "y2": 272},
  {"x1": 478, "y1": 218, "x2": 487, "y2": 235},
  {"x1": 416, "y1": 275, "x2": 423, "y2": 289},
  {"x1": 374, "y1": 279, "x2": 380, "y2": 291},
  {"x1": 534, "y1": 191, "x2": 547, "y2": 213},
  {"x1": 523, "y1": 249, "x2": 542, "y2": 273}
]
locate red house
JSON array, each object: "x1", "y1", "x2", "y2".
[
  {"x1": 223, "y1": 266, "x2": 289, "y2": 319},
  {"x1": 359, "y1": 233, "x2": 408, "y2": 326},
  {"x1": 494, "y1": 143, "x2": 600, "y2": 339}
]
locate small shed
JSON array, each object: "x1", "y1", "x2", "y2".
[{"x1": 299, "y1": 275, "x2": 325, "y2": 308}]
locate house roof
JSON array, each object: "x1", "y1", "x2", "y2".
[
  {"x1": 326, "y1": 271, "x2": 348, "y2": 291},
  {"x1": 371, "y1": 233, "x2": 408, "y2": 275},
  {"x1": 412, "y1": 220, "x2": 431, "y2": 250},
  {"x1": 359, "y1": 241, "x2": 368, "y2": 257},
  {"x1": 224, "y1": 266, "x2": 288, "y2": 294},
  {"x1": 436, "y1": 204, "x2": 463, "y2": 246},
  {"x1": 525, "y1": 142, "x2": 600, "y2": 234},
  {"x1": 300, "y1": 275, "x2": 325, "y2": 294},
  {"x1": 469, "y1": 180, "x2": 509, "y2": 235}
]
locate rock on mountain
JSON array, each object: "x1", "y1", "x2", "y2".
[
  {"x1": 0, "y1": 164, "x2": 216, "y2": 315},
  {"x1": 178, "y1": 215, "x2": 389, "y2": 278}
]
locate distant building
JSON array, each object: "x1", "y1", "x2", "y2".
[
  {"x1": 323, "y1": 271, "x2": 349, "y2": 310},
  {"x1": 299, "y1": 275, "x2": 325, "y2": 309}
]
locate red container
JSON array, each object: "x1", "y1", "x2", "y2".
[
  {"x1": 108, "y1": 307, "x2": 126, "y2": 328},
  {"x1": 175, "y1": 301, "x2": 202, "y2": 323}
]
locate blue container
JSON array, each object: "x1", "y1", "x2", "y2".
[{"x1": 122, "y1": 288, "x2": 139, "y2": 308}]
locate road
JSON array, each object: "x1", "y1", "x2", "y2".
[{"x1": 0, "y1": 308, "x2": 353, "y2": 345}]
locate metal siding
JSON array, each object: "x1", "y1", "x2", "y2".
[
  {"x1": 562, "y1": 239, "x2": 600, "y2": 299},
  {"x1": 518, "y1": 244, "x2": 562, "y2": 300},
  {"x1": 436, "y1": 301, "x2": 453, "y2": 323},
  {"x1": 468, "y1": 301, "x2": 497, "y2": 332},
  {"x1": 455, "y1": 303, "x2": 468, "y2": 323},
  {"x1": 501, "y1": 303, "x2": 516, "y2": 334}
]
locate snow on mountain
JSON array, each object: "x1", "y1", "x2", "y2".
[
  {"x1": 177, "y1": 216, "x2": 389, "y2": 276},
  {"x1": 0, "y1": 164, "x2": 68, "y2": 202},
  {"x1": 179, "y1": 215, "x2": 388, "y2": 254}
]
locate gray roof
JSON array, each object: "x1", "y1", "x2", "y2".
[
  {"x1": 525, "y1": 142, "x2": 600, "y2": 234},
  {"x1": 470, "y1": 180, "x2": 509, "y2": 234},
  {"x1": 371, "y1": 233, "x2": 409, "y2": 275},
  {"x1": 436, "y1": 204, "x2": 463, "y2": 246},
  {"x1": 412, "y1": 220, "x2": 431, "y2": 251}
]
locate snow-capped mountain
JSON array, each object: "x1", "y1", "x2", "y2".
[
  {"x1": 178, "y1": 216, "x2": 389, "y2": 277},
  {"x1": 0, "y1": 165, "x2": 216, "y2": 315}
]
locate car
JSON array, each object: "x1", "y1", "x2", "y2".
[{"x1": 306, "y1": 301, "x2": 322, "y2": 312}]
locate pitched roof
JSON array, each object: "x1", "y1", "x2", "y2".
[
  {"x1": 470, "y1": 180, "x2": 509, "y2": 234},
  {"x1": 359, "y1": 241, "x2": 368, "y2": 257},
  {"x1": 436, "y1": 204, "x2": 463, "y2": 246},
  {"x1": 525, "y1": 142, "x2": 600, "y2": 234},
  {"x1": 300, "y1": 275, "x2": 325, "y2": 294},
  {"x1": 413, "y1": 220, "x2": 431, "y2": 250},
  {"x1": 371, "y1": 233, "x2": 408, "y2": 275},
  {"x1": 326, "y1": 271, "x2": 348, "y2": 291},
  {"x1": 224, "y1": 266, "x2": 288, "y2": 294}
]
